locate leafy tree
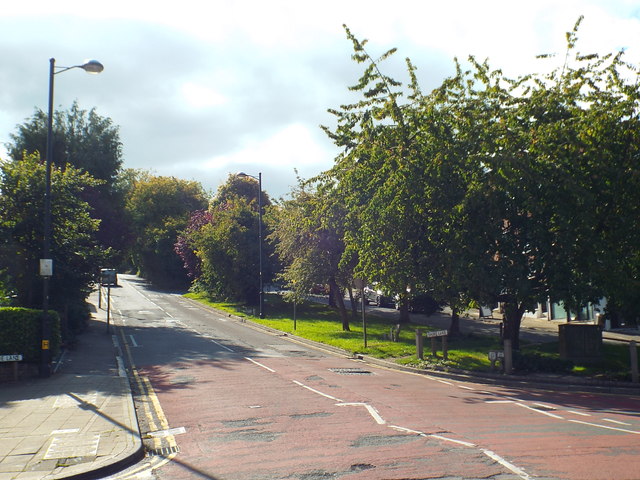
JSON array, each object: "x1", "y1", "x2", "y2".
[
  {"x1": 268, "y1": 177, "x2": 354, "y2": 330},
  {"x1": 0, "y1": 153, "x2": 103, "y2": 336},
  {"x1": 176, "y1": 174, "x2": 273, "y2": 305},
  {"x1": 126, "y1": 174, "x2": 207, "y2": 288},
  {"x1": 6, "y1": 101, "x2": 128, "y2": 264}
]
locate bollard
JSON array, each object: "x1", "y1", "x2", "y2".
[
  {"x1": 416, "y1": 330, "x2": 424, "y2": 360},
  {"x1": 431, "y1": 337, "x2": 438, "y2": 358},
  {"x1": 442, "y1": 335, "x2": 448, "y2": 361},
  {"x1": 631, "y1": 341, "x2": 639, "y2": 383},
  {"x1": 504, "y1": 339, "x2": 513, "y2": 374}
]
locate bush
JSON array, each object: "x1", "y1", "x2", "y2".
[
  {"x1": 513, "y1": 351, "x2": 574, "y2": 374},
  {"x1": 0, "y1": 307, "x2": 61, "y2": 362}
]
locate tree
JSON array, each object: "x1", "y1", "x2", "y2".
[
  {"x1": 268, "y1": 177, "x2": 354, "y2": 330},
  {"x1": 176, "y1": 174, "x2": 273, "y2": 305},
  {"x1": 6, "y1": 101, "x2": 128, "y2": 264},
  {"x1": 126, "y1": 174, "x2": 207, "y2": 288},
  {"x1": 0, "y1": 152, "x2": 104, "y2": 336}
]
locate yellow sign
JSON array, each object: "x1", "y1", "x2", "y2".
[{"x1": 42, "y1": 340, "x2": 50, "y2": 350}]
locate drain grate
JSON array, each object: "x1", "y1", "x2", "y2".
[
  {"x1": 146, "y1": 445, "x2": 180, "y2": 456},
  {"x1": 329, "y1": 368, "x2": 373, "y2": 375}
]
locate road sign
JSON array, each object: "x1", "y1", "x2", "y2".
[
  {"x1": 0, "y1": 354, "x2": 23, "y2": 362},
  {"x1": 426, "y1": 330, "x2": 448, "y2": 338}
]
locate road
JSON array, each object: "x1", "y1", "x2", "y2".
[{"x1": 107, "y1": 275, "x2": 640, "y2": 480}]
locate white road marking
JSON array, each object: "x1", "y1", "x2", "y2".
[
  {"x1": 336, "y1": 403, "x2": 386, "y2": 424},
  {"x1": 482, "y1": 449, "x2": 532, "y2": 479},
  {"x1": 129, "y1": 335, "x2": 139, "y2": 347},
  {"x1": 437, "y1": 379, "x2": 454, "y2": 385},
  {"x1": 566, "y1": 410, "x2": 591, "y2": 417},
  {"x1": 515, "y1": 402, "x2": 564, "y2": 419},
  {"x1": 569, "y1": 419, "x2": 640, "y2": 434},
  {"x1": 245, "y1": 357, "x2": 276, "y2": 372},
  {"x1": 457, "y1": 385, "x2": 474, "y2": 390},
  {"x1": 429, "y1": 434, "x2": 476, "y2": 448},
  {"x1": 602, "y1": 418, "x2": 632, "y2": 426},
  {"x1": 292, "y1": 380, "x2": 343, "y2": 402}
]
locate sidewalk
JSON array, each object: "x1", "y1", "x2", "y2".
[{"x1": 0, "y1": 292, "x2": 143, "y2": 480}]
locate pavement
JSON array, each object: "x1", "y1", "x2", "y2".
[
  {"x1": 1, "y1": 289, "x2": 639, "y2": 480},
  {"x1": 0, "y1": 290, "x2": 143, "y2": 480}
]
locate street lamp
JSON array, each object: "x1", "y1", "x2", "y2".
[
  {"x1": 40, "y1": 58, "x2": 104, "y2": 377},
  {"x1": 237, "y1": 172, "x2": 264, "y2": 318}
]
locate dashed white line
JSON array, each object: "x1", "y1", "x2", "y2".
[
  {"x1": 566, "y1": 410, "x2": 591, "y2": 417},
  {"x1": 515, "y1": 402, "x2": 564, "y2": 419},
  {"x1": 245, "y1": 357, "x2": 276, "y2": 372},
  {"x1": 482, "y1": 449, "x2": 532, "y2": 479},
  {"x1": 602, "y1": 418, "x2": 632, "y2": 426},
  {"x1": 569, "y1": 419, "x2": 640, "y2": 434},
  {"x1": 292, "y1": 380, "x2": 343, "y2": 402}
]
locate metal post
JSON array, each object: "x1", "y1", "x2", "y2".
[
  {"x1": 258, "y1": 173, "x2": 264, "y2": 318},
  {"x1": 362, "y1": 287, "x2": 367, "y2": 348},
  {"x1": 106, "y1": 286, "x2": 111, "y2": 334},
  {"x1": 39, "y1": 58, "x2": 56, "y2": 378}
]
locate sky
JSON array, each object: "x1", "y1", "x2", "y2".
[{"x1": 1, "y1": 1, "x2": 639, "y2": 200}]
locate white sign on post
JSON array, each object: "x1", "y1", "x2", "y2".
[{"x1": 39, "y1": 259, "x2": 53, "y2": 277}]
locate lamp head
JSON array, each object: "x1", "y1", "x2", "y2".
[{"x1": 81, "y1": 59, "x2": 104, "y2": 74}]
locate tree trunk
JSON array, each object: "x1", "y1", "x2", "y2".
[
  {"x1": 502, "y1": 300, "x2": 525, "y2": 351},
  {"x1": 398, "y1": 299, "x2": 410, "y2": 324},
  {"x1": 347, "y1": 287, "x2": 358, "y2": 318},
  {"x1": 449, "y1": 307, "x2": 461, "y2": 337},
  {"x1": 328, "y1": 278, "x2": 350, "y2": 331},
  {"x1": 328, "y1": 282, "x2": 337, "y2": 308}
]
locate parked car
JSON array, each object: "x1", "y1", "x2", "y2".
[
  {"x1": 363, "y1": 284, "x2": 394, "y2": 308},
  {"x1": 395, "y1": 291, "x2": 442, "y2": 315}
]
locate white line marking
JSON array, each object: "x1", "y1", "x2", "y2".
[
  {"x1": 428, "y1": 434, "x2": 476, "y2": 448},
  {"x1": 210, "y1": 338, "x2": 234, "y2": 352},
  {"x1": 482, "y1": 449, "x2": 532, "y2": 479},
  {"x1": 389, "y1": 424, "x2": 529, "y2": 479},
  {"x1": 569, "y1": 419, "x2": 640, "y2": 434},
  {"x1": 457, "y1": 385, "x2": 474, "y2": 390},
  {"x1": 336, "y1": 403, "x2": 386, "y2": 424},
  {"x1": 292, "y1": 380, "x2": 343, "y2": 402},
  {"x1": 437, "y1": 379, "x2": 454, "y2": 385},
  {"x1": 486, "y1": 400, "x2": 514, "y2": 404},
  {"x1": 147, "y1": 426, "x2": 187, "y2": 437},
  {"x1": 129, "y1": 335, "x2": 138, "y2": 347},
  {"x1": 245, "y1": 357, "x2": 276, "y2": 372},
  {"x1": 566, "y1": 410, "x2": 591, "y2": 417},
  {"x1": 602, "y1": 418, "x2": 632, "y2": 426},
  {"x1": 389, "y1": 425, "x2": 423, "y2": 435},
  {"x1": 533, "y1": 402, "x2": 555, "y2": 410},
  {"x1": 515, "y1": 402, "x2": 564, "y2": 419}
]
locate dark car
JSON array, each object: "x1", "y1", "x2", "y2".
[
  {"x1": 396, "y1": 291, "x2": 442, "y2": 315},
  {"x1": 363, "y1": 285, "x2": 394, "y2": 308}
]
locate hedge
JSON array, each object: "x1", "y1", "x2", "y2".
[{"x1": 0, "y1": 307, "x2": 61, "y2": 362}]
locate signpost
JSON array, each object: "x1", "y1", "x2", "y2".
[{"x1": 416, "y1": 330, "x2": 449, "y2": 360}]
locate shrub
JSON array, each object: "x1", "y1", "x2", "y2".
[
  {"x1": 513, "y1": 351, "x2": 574, "y2": 374},
  {"x1": 0, "y1": 307, "x2": 61, "y2": 362}
]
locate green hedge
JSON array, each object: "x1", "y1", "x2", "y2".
[{"x1": 0, "y1": 307, "x2": 61, "y2": 362}]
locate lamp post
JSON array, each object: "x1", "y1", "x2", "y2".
[
  {"x1": 40, "y1": 58, "x2": 104, "y2": 377},
  {"x1": 237, "y1": 172, "x2": 264, "y2": 318}
]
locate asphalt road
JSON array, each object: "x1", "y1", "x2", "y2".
[{"x1": 108, "y1": 275, "x2": 640, "y2": 480}]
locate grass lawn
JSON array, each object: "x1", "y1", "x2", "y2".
[{"x1": 185, "y1": 291, "x2": 635, "y2": 382}]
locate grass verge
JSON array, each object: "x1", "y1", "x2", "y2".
[{"x1": 185, "y1": 291, "x2": 635, "y2": 382}]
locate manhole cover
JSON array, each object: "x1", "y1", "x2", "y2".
[{"x1": 329, "y1": 368, "x2": 373, "y2": 375}]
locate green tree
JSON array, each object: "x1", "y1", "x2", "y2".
[
  {"x1": 6, "y1": 101, "x2": 128, "y2": 264},
  {"x1": 126, "y1": 174, "x2": 207, "y2": 288},
  {"x1": 180, "y1": 174, "x2": 272, "y2": 305},
  {"x1": 268, "y1": 177, "x2": 355, "y2": 330},
  {"x1": 0, "y1": 153, "x2": 103, "y2": 336}
]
